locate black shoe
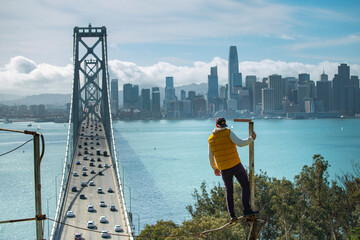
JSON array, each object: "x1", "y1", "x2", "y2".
[{"x1": 243, "y1": 209, "x2": 259, "y2": 217}]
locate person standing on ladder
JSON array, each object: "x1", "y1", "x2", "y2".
[{"x1": 208, "y1": 117, "x2": 259, "y2": 222}]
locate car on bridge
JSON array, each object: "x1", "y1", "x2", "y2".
[
  {"x1": 87, "y1": 221, "x2": 95, "y2": 229},
  {"x1": 99, "y1": 216, "x2": 107, "y2": 223},
  {"x1": 81, "y1": 182, "x2": 87, "y2": 187},
  {"x1": 80, "y1": 193, "x2": 86, "y2": 199},
  {"x1": 74, "y1": 233, "x2": 82, "y2": 240},
  {"x1": 110, "y1": 205, "x2": 116, "y2": 211},
  {"x1": 99, "y1": 201, "x2": 106, "y2": 207},
  {"x1": 87, "y1": 205, "x2": 95, "y2": 212},
  {"x1": 97, "y1": 188, "x2": 103, "y2": 193},
  {"x1": 107, "y1": 188, "x2": 113, "y2": 193},
  {"x1": 89, "y1": 181, "x2": 95, "y2": 186},
  {"x1": 114, "y1": 225, "x2": 123, "y2": 232},
  {"x1": 71, "y1": 186, "x2": 77, "y2": 192},
  {"x1": 101, "y1": 230, "x2": 110, "y2": 238},
  {"x1": 73, "y1": 172, "x2": 78, "y2": 177},
  {"x1": 66, "y1": 211, "x2": 75, "y2": 217}
]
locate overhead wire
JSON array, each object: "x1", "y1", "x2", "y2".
[
  {"x1": 47, "y1": 217, "x2": 203, "y2": 239},
  {"x1": 0, "y1": 138, "x2": 33, "y2": 157}
]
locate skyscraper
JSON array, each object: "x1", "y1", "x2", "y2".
[
  {"x1": 268, "y1": 74, "x2": 283, "y2": 110},
  {"x1": 140, "y1": 88, "x2": 151, "y2": 111},
  {"x1": 208, "y1": 66, "x2": 219, "y2": 101},
  {"x1": 165, "y1": 76, "x2": 176, "y2": 111},
  {"x1": 228, "y1": 46, "x2": 241, "y2": 99},
  {"x1": 152, "y1": 87, "x2": 161, "y2": 118},
  {"x1": 123, "y1": 83, "x2": 139, "y2": 109},
  {"x1": 110, "y1": 79, "x2": 118, "y2": 117},
  {"x1": 299, "y1": 73, "x2": 310, "y2": 84},
  {"x1": 333, "y1": 63, "x2": 350, "y2": 114}
]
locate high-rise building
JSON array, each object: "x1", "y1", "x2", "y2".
[
  {"x1": 268, "y1": 74, "x2": 283, "y2": 110},
  {"x1": 299, "y1": 73, "x2": 310, "y2": 84},
  {"x1": 246, "y1": 75, "x2": 257, "y2": 112},
  {"x1": 180, "y1": 90, "x2": 186, "y2": 101},
  {"x1": 228, "y1": 46, "x2": 241, "y2": 99},
  {"x1": 253, "y1": 81, "x2": 267, "y2": 115},
  {"x1": 316, "y1": 79, "x2": 331, "y2": 112},
  {"x1": 208, "y1": 66, "x2": 219, "y2": 101},
  {"x1": 321, "y1": 71, "x2": 328, "y2": 81},
  {"x1": 110, "y1": 79, "x2": 119, "y2": 117},
  {"x1": 123, "y1": 83, "x2": 139, "y2": 109},
  {"x1": 333, "y1": 63, "x2": 350, "y2": 114},
  {"x1": 165, "y1": 76, "x2": 176, "y2": 111},
  {"x1": 140, "y1": 88, "x2": 151, "y2": 111},
  {"x1": 262, "y1": 88, "x2": 275, "y2": 113},
  {"x1": 151, "y1": 87, "x2": 161, "y2": 118}
]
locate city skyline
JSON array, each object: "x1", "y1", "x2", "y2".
[{"x1": 0, "y1": 0, "x2": 359, "y2": 96}]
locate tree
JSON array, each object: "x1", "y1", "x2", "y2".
[{"x1": 139, "y1": 154, "x2": 360, "y2": 239}]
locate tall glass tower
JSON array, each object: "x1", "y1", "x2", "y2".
[{"x1": 228, "y1": 46, "x2": 240, "y2": 99}]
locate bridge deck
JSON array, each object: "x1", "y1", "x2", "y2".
[{"x1": 56, "y1": 117, "x2": 131, "y2": 239}]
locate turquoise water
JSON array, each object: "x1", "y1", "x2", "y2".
[
  {"x1": 0, "y1": 119, "x2": 359, "y2": 239},
  {"x1": 113, "y1": 118, "x2": 360, "y2": 233}
]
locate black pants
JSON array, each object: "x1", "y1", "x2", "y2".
[{"x1": 221, "y1": 163, "x2": 251, "y2": 218}]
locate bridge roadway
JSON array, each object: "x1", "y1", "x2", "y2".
[{"x1": 57, "y1": 117, "x2": 131, "y2": 239}]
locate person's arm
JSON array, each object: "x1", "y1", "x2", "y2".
[
  {"x1": 209, "y1": 145, "x2": 220, "y2": 176},
  {"x1": 230, "y1": 131, "x2": 256, "y2": 147}
]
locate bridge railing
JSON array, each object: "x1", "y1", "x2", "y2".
[
  {"x1": 50, "y1": 89, "x2": 75, "y2": 240},
  {"x1": 103, "y1": 41, "x2": 134, "y2": 237}
]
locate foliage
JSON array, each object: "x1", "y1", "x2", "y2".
[{"x1": 139, "y1": 155, "x2": 360, "y2": 239}]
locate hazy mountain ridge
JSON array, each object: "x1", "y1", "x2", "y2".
[
  {"x1": 0, "y1": 94, "x2": 71, "y2": 106},
  {"x1": 0, "y1": 83, "x2": 208, "y2": 106}
]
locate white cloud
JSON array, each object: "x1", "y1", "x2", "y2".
[
  {"x1": 1, "y1": 56, "x2": 360, "y2": 97},
  {"x1": 291, "y1": 34, "x2": 360, "y2": 50},
  {"x1": 0, "y1": 56, "x2": 73, "y2": 96}
]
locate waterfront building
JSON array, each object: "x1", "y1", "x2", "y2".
[
  {"x1": 298, "y1": 84, "x2": 310, "y2": 112},
  {"x1": 140, "y1": 88, "x2": 151, "y2": 111},
  {"x1": 299, "y1": 73, "x2": 310, "y2": 84},
  {"x1": 152, "y1": 87, "x2": 161, "y2": 118},
  {"x1": 228, "y1": 46, "x2": 241, "y2": 99},
  {"x1": 253, "y1": 81, "x2": 266, "y2": 115},
  {"x1": 181, "y1": 90, "x2": 186, "y2": 101},
  {"x1": 262, "y1": 88, "x2": 275, "y2": 114},
  {"x1": 268, "y1": 74, "x2": 283, "y2": 110},
  {"x1": 333, "y1": 63, "x2": 350, "y2": 114},
  {"x1": 165, "y1": 76, "x2": 176, "y2": 112},
  {"x1": 316, "y1": 79, "x2": 332, "y2": 112},
  {"x1": 110, "y1": 79, "x2": 119, "y2": 117},
  {"x1": 208, "y1": 66, "x2": 219, "y2": 101},
  {"x1": 123, "y1": 83, "x2": 139, "y2": 109}
]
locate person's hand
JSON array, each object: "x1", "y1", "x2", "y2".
[
  {"x1": 252, "y1": 132, "x2": 257, "y2": 140},
  {"x1": 214, "y1": 169, "x2": 221, "y2": 176}
]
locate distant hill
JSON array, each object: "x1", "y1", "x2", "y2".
[
  {"x1": 0, "y1": 83, "x2": 207, "y2": 107},
  {"x1": 0, "y1": 94, "x2": 71, "y2": 106}
]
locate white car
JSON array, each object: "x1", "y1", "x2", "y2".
[
  {"x1": 66, "y1": 210, "x2": 75, "y2": 217},
  {"x1": 87, "y1": 220, "x2": 95, "y2": 229},
  {"x1": 101, "y1": 230, "x2": 110, "y2": 238},
  {"x1": 99, "y1": 201, "x2": 106, "y2": 207},
  {"x1": 114, "y1": 225, "x2": 123, "y2": 232},
  {"x1": 97, "y1": 188, "x2": 102, "y2": 193},
  {"x1": 88, "y1": 205, "x2": 95, "y2": 212},
  {"x1": 99, "y1": 216, "x2": 107, "y2": 223}
]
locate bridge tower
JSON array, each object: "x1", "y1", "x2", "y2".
[{"x1": 72, "y1": 24, "x2": 112, "y2": 147}]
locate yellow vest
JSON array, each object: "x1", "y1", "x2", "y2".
[{"x1": 208, "y1": 129, "x2": 240, "y2": 170}]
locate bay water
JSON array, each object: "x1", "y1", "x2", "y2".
[{"x1": 0, "y1": 119, "x2": 359, "y2": 239}]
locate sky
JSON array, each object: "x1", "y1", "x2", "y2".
[{"x1": 0, "y1": 0, "x2": 359, "y2": 96}]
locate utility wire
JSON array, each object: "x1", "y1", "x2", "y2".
[
  {"x1": 0, "y1": 138, "x2": 33, "y2": 157},
  {"x1": 47, "y1": 217, "x2": 203, "y2": 239}
]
